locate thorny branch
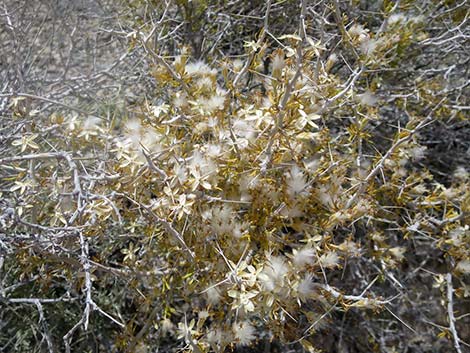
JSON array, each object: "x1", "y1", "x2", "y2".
[
  {"x1": 446, "y1": 273, "x2": 463, "y2": 353},
  {"x1": 261, "y1": 0, "x2": 307, "y2": 173},
  {"x1": 232, "y1": 0, "x2": 272, "y2": 88}
]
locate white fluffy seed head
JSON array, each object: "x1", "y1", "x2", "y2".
[
  {"x1": 205, "y1": 95, "x2": 225, "y2": 112},
  {"x1": 286, "y1": 165, "x2": 309, "y2": 197},
  {"x1": 319, "y1": 251, "x2": 340, "y2": 268},
  {"x1": 82, "y1": 116, "x2": 101, "y2": 131},
  {"x1": 206, "y1": 286, "x2": 221, "y2": 305},
  {"x1": 233, "y1": 321, "x2": 256, "y2": 346},
  {"x1": 454, "y1": 166, "x2": 468, "y2": 181},
  {"x1": 297, "y1": 274, "x2": 315, "y2": 301},
  {"x1": 260, "y1": 255, "x2": 289, "y2": 292},
  {"x1": 272, "y1": 52, "x2": 285, "y2": 72},
  {"x1": 338, "y1": 240, "x2": 361, "y2": 257},
  {"x1": 348, "y1": 24, "x2": 367, "y2": 37},
  {"x1": 293, "y1": 247, "x2": 315, "y2": 268},
  {"x1": 268, "y1": 255, "x2": 288, "y2": 278},
  {"x1": 185, "y1": 61, "x2": 216, "y2": 76},
  {"x1": 455, "y1": 260, "x2": 470, "y2": 274},
  {"x1": 160, "y1": 318, "x2": 174, "y2": 335},
  {"x1": 388, "y1": 13, "x2": 407, "y2": 25},
  {"x1": 357, "y1": 91, "x2": 378, "y2": 106},
  {"x1": 206, "y1": 329, "x2": 224, "y2": 345},
  {"x1": 360, "y1": 39, "x2": 378, "y2": 56}
]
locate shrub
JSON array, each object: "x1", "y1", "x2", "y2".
[{"x1": 0, "y1": 1, "x2": 468, "y2": 352}]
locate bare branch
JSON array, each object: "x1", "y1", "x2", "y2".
[{"x1": 446, "y1": 273, "x2": 463, "y2": 353}]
